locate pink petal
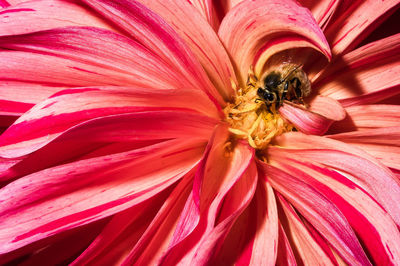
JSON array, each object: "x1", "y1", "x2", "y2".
[
  {"x1": 0, "y1": 28, "x2": 220, "y2": 114},
  {"x1": 0, "y1": 0, "x2": 10, "y2": 8},
  {"x1": 247, "y1": 180, "x2": 279, "y2": 265},
  {"x1": 315, "y1": 34, "x2": 400, "y2": 106},
  {"x1": 72, "y1": 184, "x2": 176, "y2": 265},
  {"x1": 279, "y1": 95, "x2": 345, "y2": 136},
  {"x1": 279, "y1": 103, "x2": 334, "y2": 135},
  {"x1": 218, "y1": 0, "x2": 330, "y2": 84},
  {"x1": 0, "y1": 86, "x2": 218, "y2": 158},
  {"x1": 263, "y1": 164, "x2": 369, "y2": 265},
  {"x1": 276, "y1": 222, "x2": 297, "y2": 266},
  {"x1": 324, "y1": 0, "x2": 399, "y2": 55},
  {"x1": 298, "y1": 0, "x2": 340, "y2": 29},
  {"x1": 0, "y1": 138, "x2": 205, "y2": 254},
  {"x1": 0, "y1": 0, "x2": 115, "y2": 36},
  {"x1": 162, "y1": 136, "x2": 256, "y2": 264},
  {"x1": 188, "y1": 0, "x2": 220, "y2": 30},
  {"x1": 273, "y1": 132, "x2": 400, "y2": 227},
  {"x1": 120, "y1": 173, "x2": 195, "y2": 265},
  {"x1": 275, "y1": 193, "x2": 342, "y2": 265},
  {"x1": 135, "y1": 0, "x2": 237, "y2": 100},
  {"x1": 329, "y1": 127, "x2": 400, "y2": 171},
  {"x1": 329, "y1": 104, "x2": 400, "y2": 133},
  {"x1": 268, "y1": 154, "x2": 400, "y2": 264},
  {"x1": 82, "y1": 0, "x2": 225, "y2": 106}
]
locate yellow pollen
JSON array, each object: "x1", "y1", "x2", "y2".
[{"x1": 223, "y1": 67, "x2": 294, "y2": 150}]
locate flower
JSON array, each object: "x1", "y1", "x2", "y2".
[{"x1": 0, "y1": 0, "x2": 399, "y2": 264}]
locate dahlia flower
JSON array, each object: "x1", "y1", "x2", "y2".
[{"x1": 0, "y1": 0, "x2": 399, "y2": 264}]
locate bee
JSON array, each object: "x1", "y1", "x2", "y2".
[{"x1": 255, "y1": 64, "x2": 311, "y2": 111}]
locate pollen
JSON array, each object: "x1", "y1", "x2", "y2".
[{"x1": 223, "y1": 67, "x2": 293, "y2": 150}]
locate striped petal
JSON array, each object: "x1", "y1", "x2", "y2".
[
  {"x1": 315, "y1": 34, "x2": 400, "y2": 106},
  {"x1": 0, "y1": 87, "x2": 218, "y2": 158},
  {"x1": 324, "y1": 0, "x2": 400, "y2": 56},
  {"x1": 262, "y1": 164, "x2": 369, "y2": 265},
  {"x1": 298, "y1": 0, "x2": 340, "y2": 29},
  {"x1": 279, "y1": 95, "x2": 345, "y2": 135},
  {"x1": 273, "y1": 132, "x2": 400, "y2": 227},
  {"x1": 329, "y1": 127, "x2": 400, "y2": 171},
  {"x1": 82, "y1": 0, "x2": 225, "y2": 106},
  {"x1": 268, "y1": 153, "x2": 400, "y2": 265},
  {"x1": 135, "y1": 0, "x2": 237, "y2": 100},
  {"x1": 329, "y1": 104, "x2": 400, "y2": 133},
  {"x1": 218, "y1": 0, "x2": 330, "y2": 84},
  {"x1": 0, "y1": 0, "x2": 114, "y2": 36},
  {"x1": 0, "y1": 138, "x2": 205, "y2": 254}
]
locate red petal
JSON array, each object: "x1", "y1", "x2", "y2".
[
  {"x1": 0, "y1": 0, "x2": 115, "y2": 36},
  {"x1": 298, "y1": 0, "x2": 340, "y2": 29},
  {"x1": 218, "y1": 0, "x2": 330, "y2": 84},
  {"x1": 315, "y1": 34, "x2": 400, "y2": 106},
  {"x1": 82, "y1": 0, "x2": 225, "y2": 106},
  {"x1": 263, "y1": 164, "x2": 370, "y2": 265},
  {"x1": 324, "y1": 0, "x2": 399, "y2": 55},
  {"x1": 0, "y1": 139, "x2": 205, "y2": 254},
  {"x1": 0, "y1": 87, "x2": 218, "y2": 158},
  {"x1": 135, "y1": 0, "x2": 237, "y2": 100},
  {"x1": 273, "y1": 132, "x2": 400, "y2": 227},
  {"x1": 268, "y1": 154, "x2": 400, "y2": 265}
]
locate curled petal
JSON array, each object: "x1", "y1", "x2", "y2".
[
  {"x1": 218, "y1": 0, "x2": 330, "y2": 84},
  {"x1": 163, "y1": 138, "x2": 256, "y2": 264},
  {"x1": 324, "y1": 0, "x2": 400, "y2": 55},
  {"x1": 268, "y1": 154, "x2": 400, "y2": 265},
  {"x1": 263, "y1": 164, "x2": 369, "y2": 265},
  {"x1": 135, "y1": 0, "x2": 237, "y2": 101},
  {"x1": 298, "y1": 0, "x2": 340, "y2": 29},
  {"x1": 315, "y1": 34, "x2": 400, "y2": 106},
  {"x1": 273, "y1": 132, "x2": 400, "y2": 227},
  {"x1": 82, "y1": 0, "x2": 225, "y2": 106},
  {"x1": 279, "y1": 100, "x2": 342, "y2": 135},
  {"x1": 0, "y1": 139, "x2": 205, "y2": 254}
]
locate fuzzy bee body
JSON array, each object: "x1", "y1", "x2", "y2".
[{"x1": 256, "y1": 64, "x2": 311, "y2": 110}]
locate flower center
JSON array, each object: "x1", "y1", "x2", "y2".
[{"x1": 223, "y1": 63, "x2": 311, "y2": 150}]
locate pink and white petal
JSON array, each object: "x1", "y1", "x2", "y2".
[
  {"x1": 298, "y1": 0, "x2": 340, "y2": 29},
  {"x1": 72, "y1": 182, "x2": 176, "y2": 265},
  {"x1": 0, "y1": 87, "x2": 217, "y2": 158},
  {"x1": 329, "y1": 104, "x2": 400, "y2": 133},
  {"x1": 120, "y1": 173, "x2": 194, "y2": 265},
  {"x1": 247, "y1": 180, "x2": 279, "y2": 265},
  {"x1": 279, "y1": 103, "x2": 335, "y2": 135},
  {"x1": 218, "y1": 0, "x2": 330, "y2": 84},
  {"x1": 279, "y1": 95, "x2": 345, "y2": 135},
  {"x1": 324, "y1": 0, "x2": 400, "y2": 56},
  {"x1": 329, "y1": 127, "x2": 400, "y2": 170},
  {"x1": 275, "y1": 194, "x2": 339, "y2": 265},
  {"x1": 276, "y1": 222, "x2": 297, "y2": 266},
  {"x1": 264, "y1": 165, "x2": 369, "y2": 265},
  {"x1": 189, "y1": 160, "x2": 257, "y2": 265},
  {"x1": 315, "y1": 34, "x2": 400, "y2": 106},
  {"x1": 0, "y1": 28, "x2": 220, "y2": 114},
  {"x1": 268, "y1": 156, "x2": 400, "y2": 265},
  {"x1": 188, "y1": 0, "x2": 219, "y2": 30},
  {"x1": 273, "y1": 132, "x2": 400, "y2": 227},
  {"x1": 82, "y1": 0, "x2": 225, "y2": 106},
  {"x1": 0, "y1": 0, "x2": 115, "y2": 36},
  {"x1": 134, "y1": 0, "x2": 237, "y2": 101},
  {"x1": 0, "y1": 138, "x2": 205, "y2": 254},
  {"x1": 147, "y1": 124, "x2": 230, "y2": 259},
  {"x1": 162, "y1": 139, "x2": 256, "y2": 264}
]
